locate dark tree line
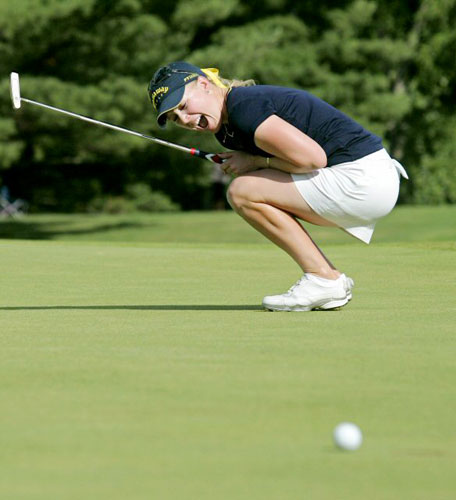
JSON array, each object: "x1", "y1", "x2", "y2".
[{"x1": 1, "y1": 0, "x2": 455, "y2": 211}]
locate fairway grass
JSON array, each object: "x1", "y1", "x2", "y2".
[{"x1": 1, "y1": 207, "x2": 456, "y2": 499}]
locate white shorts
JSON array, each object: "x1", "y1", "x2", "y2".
[{"x1": 291, "y1": 148, "x2": 408, "y2": 243}]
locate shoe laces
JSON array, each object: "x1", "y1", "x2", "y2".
[{"x1": 286, "y1": 275, "x2": 308, "y2": 295}]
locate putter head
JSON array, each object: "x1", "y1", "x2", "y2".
[{"x1": 10, "y1": 72, "x2": 21, "y2": 109}]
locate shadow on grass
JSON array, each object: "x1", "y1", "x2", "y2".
[
  {"x1": 0, "y1": 305, "x2": 262, "y2": 311},
  {"x1": 0, "y1": 220, "x2": 150, "y2": 240}
]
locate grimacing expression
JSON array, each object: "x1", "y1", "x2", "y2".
[{"x1": 166, "y1": 77, "x2": 224, "y2": 133}]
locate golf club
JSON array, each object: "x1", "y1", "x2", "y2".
[{"x1": 9, "y1": 72, "x2": 224, "y2": 164}]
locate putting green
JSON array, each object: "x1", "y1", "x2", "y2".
[{"x1": 1, "y1": 207, "x2": 455, "y2": 499}]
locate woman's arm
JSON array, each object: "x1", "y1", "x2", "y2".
[
  {"x1": 218, "y1": 115, "x2": 328, "y2": 176},
  {"x1": 254, "y1": 115, "x2": 327, "y2": 173}
]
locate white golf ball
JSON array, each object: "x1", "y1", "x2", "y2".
[{"x1": 333, "y1": 422, "x2": 363, "y2": 451}]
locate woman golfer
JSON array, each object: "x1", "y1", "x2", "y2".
[{"x1": 148, "y1": 62, "x2": 408, "y2": 311}]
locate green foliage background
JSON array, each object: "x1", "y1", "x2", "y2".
[{"x1": 1, "y1": 0, "x2": 455, "y2": 210}]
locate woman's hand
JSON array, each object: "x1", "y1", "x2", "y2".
[{"x1": 217, "y1": 151, "x2": 262, "y2": 176}]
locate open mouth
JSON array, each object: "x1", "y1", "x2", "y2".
[{"x1": 198, "y1": 115, "x2": 208, "y2": 129}]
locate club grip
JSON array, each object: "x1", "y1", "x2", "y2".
[
  {"x1": 204, "y1": 153, "x2": 225, "y2": 164},
  {"x1": 191, "y1": 149, "x2": 225, "y2": 164}
]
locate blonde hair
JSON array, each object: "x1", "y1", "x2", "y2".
[{"x1": 201, "y1": 68, "x2": 256, "y2": 90}]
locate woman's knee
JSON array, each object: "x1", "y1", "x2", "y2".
[{"x1": 226, "y1": 175, "x2": 257, "y2": 211}]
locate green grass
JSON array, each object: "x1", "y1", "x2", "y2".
[
  {"x1": 1, "y1": 204, "x2": 455, "y2": 244},
  {"x1": 1, "y1": 206, "x2": 455, "y2": 499}
]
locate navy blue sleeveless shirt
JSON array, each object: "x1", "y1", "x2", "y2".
[{"x1": 215, "y1": 85, "x2": 383, "y2": 167}]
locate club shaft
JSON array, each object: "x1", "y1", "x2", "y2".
[{"x1": 20, "y1": 97, "x2": 194, "y2": 155}]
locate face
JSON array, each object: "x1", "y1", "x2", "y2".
[{"x1": 166, "y1": 77, "x2": 225, "y2": 133}]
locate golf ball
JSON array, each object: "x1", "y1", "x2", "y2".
[{"x1": 333, "y1": 422, "x2": 363, "y2": 451}]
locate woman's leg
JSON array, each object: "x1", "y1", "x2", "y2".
[{"x1": 227, "y1": 169, "x2": 340, "y2": 280}]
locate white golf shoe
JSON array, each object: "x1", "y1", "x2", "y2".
[{"x1": 262, "y1": 273, "x2": 352, "y2": 312}]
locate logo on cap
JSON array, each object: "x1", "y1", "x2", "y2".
[
  {"x1": 151, "y1": 86, "x2": 169, "y2": 110},
  {"x1": 184, "y1": 73, "x2": 199, "y2": 82}
]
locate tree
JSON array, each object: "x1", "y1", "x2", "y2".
[
  {"x1": 0, "y1": 0, "x2": 182, "y2": 210},
  {"x1": 1, "y1": 0, "x2": 455, "y2": 210},
  {"x1": 401, "y1": 0, "x2": 456, "y2": 202}
]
